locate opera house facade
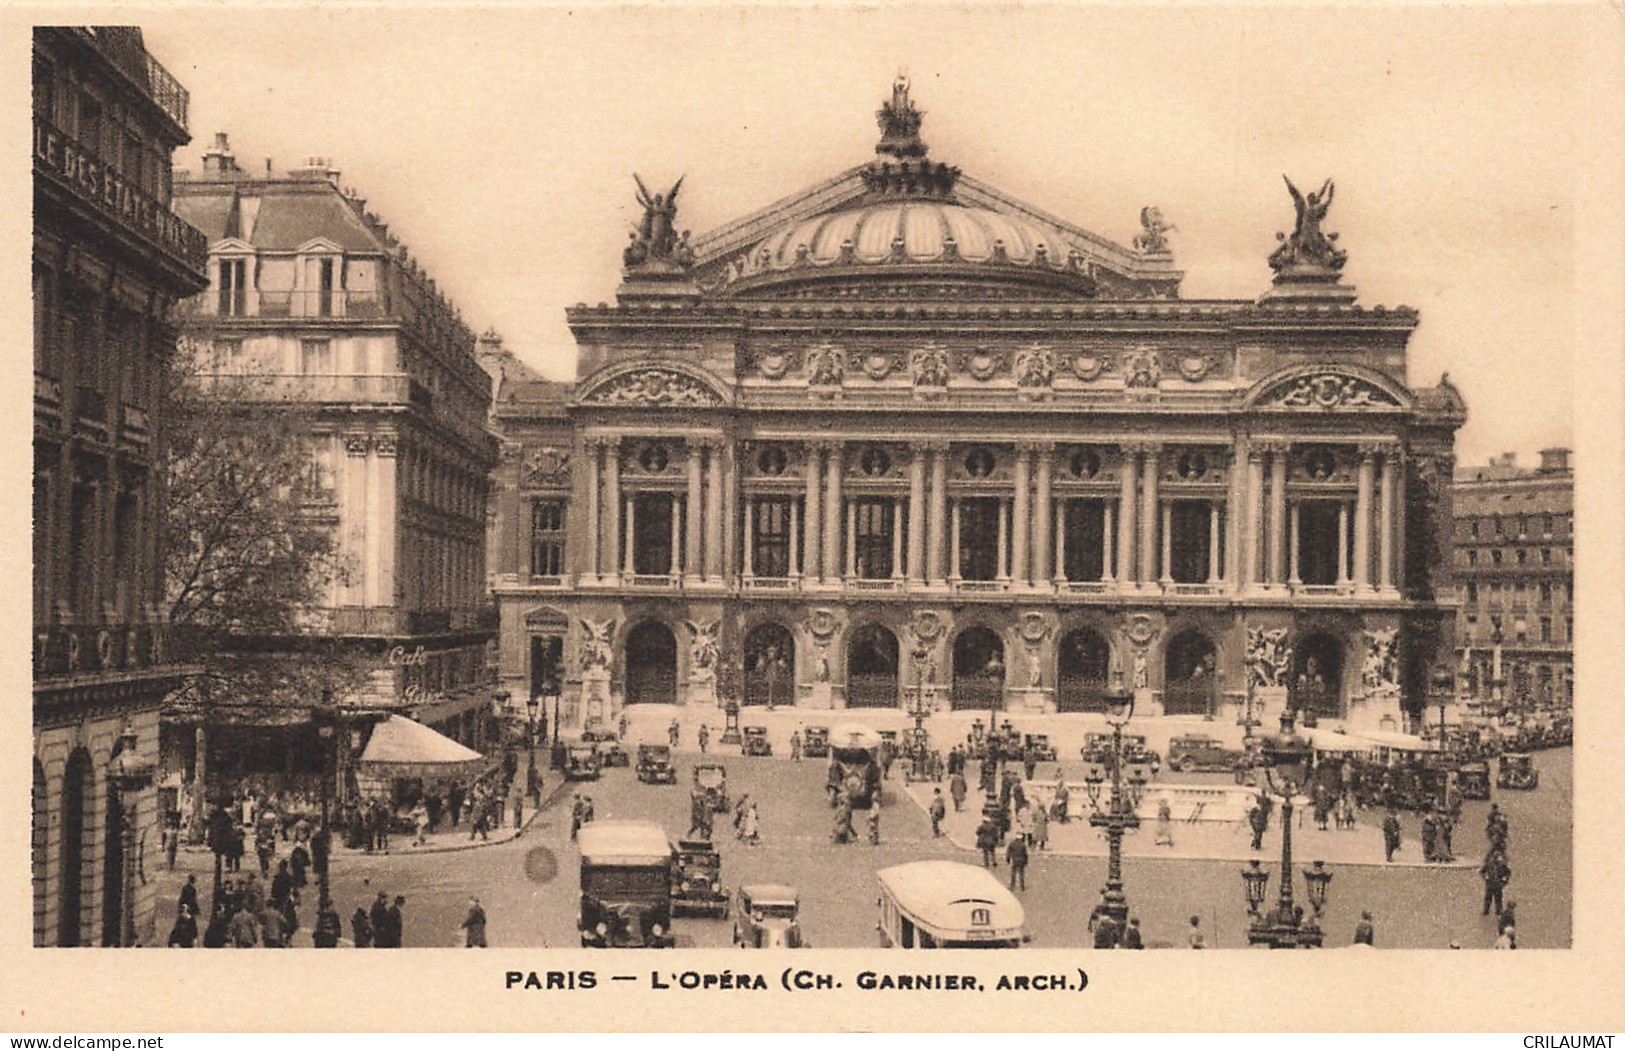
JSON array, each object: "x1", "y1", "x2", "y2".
[{"x1": 488, "y1": 81, "x2": 1465, "y2": 737}]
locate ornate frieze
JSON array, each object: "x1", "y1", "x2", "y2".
[
  {"x1": 956, "y1": 347, "x2": 1006, "y2": 381},
  {"x1": 582, "y1": 368, "x2": 724, "y2": 408},
  {"x1": 805, "y1": 343, "x2": 847, "y2": 387},
  {"x1": 1014, "y1": 343, "x2": 1057, "y2": 390},
  {"x1": 910, "y1": 343, "x2": 950, "y2": 393},
  {"x1": 1122, "y1": 347, "x2": 1162, "y2": 390},
  {"x1": 1263, "y1": 371, "x2": 1401, "y2": 411},
  {"x1": 1069, "y1": 351, "x2": 1113, "y2": 382},
  {"x1": 752, "y1": 346, "x2": 799, "y2": 380},
  {"x1": 859, "y1": 350, "x2": 901, "y2": 381}
]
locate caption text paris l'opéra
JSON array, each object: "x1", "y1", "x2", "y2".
[{"x1": 504, "y1": 970, "x2": 1089, "y2": 993}]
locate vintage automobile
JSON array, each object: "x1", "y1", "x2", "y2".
[
  {"x1": 671, "y1": 838, "x2": 728, "y2": 918},
  {"x1": 635, "y1": 743, "x2": 677, "y2": 785},
  {"x1": 875, "y1": 860, "x2": 1028, "y2": 949},
  {"x1": 563, "y1": 742, "x2": 602, "y2": 782},
  {"x1": 1080, "y1": 732, "x2": 1162, "y2": 775},
  {"x1": 1457, "y1": 760, "x2": 1492, "y2": 800},
  {"x1": 1165, "y1": 733, "x2": 1249, "y2": 774},
  {"x1": 742, "y1": 726, "x2": 773, "y2": 757},
  {"x1": 1497, "y1": 752, "x2": 1540, "y2": 791},
  {"x1": 802, "y1": 726, "x2": 831, "y2": 759},
  {"x1": 577, "y1": 820, "x2": 676, "y2": 948},
  {"x1": 581, "y1": 726, "x2": 629, "y2": 767},
  {"x1": 1019, "y1": 733, "x2": 1057, "y2": 763},
  {"x1": 733, "y1": 884, "x2": 807, "y2": 948},
  {"x1": 694, "y1": 762, "x2": 729, "y2": 812},
  {"x1": 827, "y1": 723, "x2": 883, "y2": 809}
]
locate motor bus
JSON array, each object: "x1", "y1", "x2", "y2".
[
  {"x1": 826, "y1": 722, "x2": 883, "y2": 809},
  {"x1": 875, "y1": 860, "x2": 1028, "y2": 949},
  {"x1": 577, "y1": 820, "x2": 676, "y2": 948}
]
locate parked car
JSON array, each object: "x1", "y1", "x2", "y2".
[
  {"x1": 1166, "y1": 733, "x2": 1248, "y2": 774},
  {"x1": 1456, "y1": 760, "x2": 1492, "y2": 800},
  {"x1": 636, "y1": 743, "x2": 677, "y2": 784},
  {"x1": 743, "y1": 726, "x2": 773, "y2": 757},
  {"x1": 1022, "y1": 734, "x2": 1057, "y2": 763},
  {"x1": 1497, "y1": 752, "x2": 1540, "y2": 791},
  {"x1": 581, "y1": 726, "x2": 629, "y2": 767},
  {"x1": 1080, "y1": 732, "x2": 1161, "y2": 774},
  {"x1": 671, "y1": 838, "x2": 728, "y2": 918},
  {"x1": 695, "y1": 762, "x2": 729, "y2": 812},
  {"x1": 803, "y1": 726, "x2": 831, "y2": 759},
  {"x1": 563, "y1": 742, "x2": 602, "y2": 781},
  {"x1": 733, "y1": 884, "x2": 806, "y2": 948}
]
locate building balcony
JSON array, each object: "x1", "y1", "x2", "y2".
[
  {"x1": 1057, "y1": 580, "x2": 1112, "y2": 596},
  {"x1": 743, "y1": 576, "x2": 798, "y2": 591},
  {"x1": 34, "y1": 620, "x2": 172, "y2": 680},
  {"x1": 253, "y1": 289, "x2": 387, "y2": 320},
  {"x1": 33, "y1": 116, "x2": 207, "y2": 277},
  {"x1": 848, "y1": 577, "x2": 904, "y2": 593},
  {"x1": 191, "y1": 372, "x2": 412, "y2": 405}
]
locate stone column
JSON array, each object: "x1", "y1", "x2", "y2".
[
  {"x1": 1160, "y1": 499, "x2": 1173, "y2": 587},
  {"x1": 1288, "y1": 502, "x2": 1302, "y2": 587},
  {"x1": 907, "y1": 446, "x2": 926, "y2": 583},
  {"x1": 845, "y1": 497, "x2": 857, "y2": 580},
  {"x1": 803, "y1": 444, "x2": 822, "y2": 581},
  {"x1": 950, "y1": 499, "x2": 962, "y2": 583},
  {"x1": 1101, "y1": 501, "x2": 1115, "y2": 584},
  {"x1": 929, "y1": 444, "x2": 948, "y2": 584},
  {"x1": 1354, "y1": 444, "x2": 1375, "y2": 592},
  {"x1": 1117, "y1": 447, "x2": 1138, "y2": 585},
  {"x1": 1011, "y1": 446, "x2": 1030, "y2": 586},
  {"x1": 997, "y1": 498, "x2": 1010, "y2": 582},
  {"x1": 1208, "y1": 501, "x2": 1222, "y2": 584},
  {"x1": 685, "y1": 442, "x2": 703, "y2": 582},
  {"x1": 705, "y1": 441, "x2": 724, "y2": 582},
  {"x1": 1243, "y1": 449, "x2": 1263, "y2": 590},
  {"x1": 1337, "y1": 501, "x2": 1350, "y2": 586},
  {"x1": 740, "y1": 495, "x2": 754, "y2": 579},
  {"x1": 1379, "y1": 447, "x2": 1398, "y2": 592},
  {"x1": 823, "y1": 443, "x2": 843, "y2": 585},
  {"x1": 788, "y1": 500, "x2": 800, "y2": 581},
  {"x1": 1032, "y1": 443, "x2": 1053, "y2": 585},
  {"x1": 891, "y1": 499, "x2": 904, "y2": 580},
  {"x1": 1268, "y1": 444, "x2": 1288, "y2": 587},
  {"x1": 1055, "y1": 500, "x2": 1069, "y2": 583},
  {"x1": 670, "y1": 492, "x2": 683, "y2": 576},
  {"x1": 188, "y1": 724, "x2": 208, "y2": 845},
  {"x1": 623, "y1": 495, "x2": 636, "y2": 576},
  {"x1": 603, "y1": 439, "x2": 621, "y2": 580},
  {"x1": 584, "y1": 440, "x2": 601, "y2": 580},
  {"x1": 1140, "y1": 444, "x2": 1160, "y2": 585}
]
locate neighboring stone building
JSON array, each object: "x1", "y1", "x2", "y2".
[
  {"x1": 32, "y1": 26, "x2": 209, "y2": 945},
  {"x1": 1452, "y1": 448, "x2": 1574, "y2": 709},
  {"x1": 488, "y1": 80, "x2": 1465, "y2": 737},
  {"x1": 169, "y1": 136, "x2": 499, "y2": 794}
]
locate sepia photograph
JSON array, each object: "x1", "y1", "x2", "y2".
[{"x1": 11, "y1": 0, "x2": 1625, "y2": 1034}]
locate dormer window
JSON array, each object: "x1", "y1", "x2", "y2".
[{"x1": 218, "y1": 258, "x2": 246, "y2": 316}]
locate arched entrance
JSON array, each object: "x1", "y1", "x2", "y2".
[
  {"x1": 952, "y1": 627, "x2": 1006, "y2": 711},
  {"x1": 1293, "y1": 632, "x2": 1344, "y2": 720},
  {"x1": 101, "y1": 782, "x2": 124, "y2": 946},
  {"x1": 1164, "y1": 630, "x2": 1217, "y2": 716},
  {"x1": 743, "y1": 623, "x2": 795, "y2": 707},
  {"x1": 624, "y1": 622, "x2": 678, "y2": 704},
  {"x1": 58, "y1": 748, "x2": 91, "y2": 947},
  {"x1": 847, "y1": 624, "x2": 899, "y2": 708},
  {"x1": 1056, "y1": 628, "x2": 1111, "y2": 713},
  {"x1": 33, "y1": 760, "x2": 47, "y2": 946}
]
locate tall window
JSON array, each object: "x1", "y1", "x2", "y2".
[
  {"x1": 751, "y1": 498, "x2": 791, "y2": 578},
  {"x1": 1296, "y1": 501, "x2": 1342, "y2": 586},
  {"x1": 957, "y1": 498, "x2": 1000, "y2": 581},
  {"x1": 631, "y1": 492, "x2": 674, "y2": 575},
  {"x1": 217, "y1": 258, "x2": 246, "y2": 316},
  {"x1": 1540, "y1": 617, "x2": 1552, "y2": 642},
  {"x1": 854, "y1": 498, "x2": 894, "y2": 579},
  {"x1": 530, "y1": 500, "x2": 565, "y2": 577},
  {"x1": 1168, "y1": 500, "x2": 1213, "y2": 583},
  {"x1": 317, "y1": 258, "x2": 336, "y2": 316},
  {"x1": 1060, "y1": 499, "x2": 1105, "y2": 581}
]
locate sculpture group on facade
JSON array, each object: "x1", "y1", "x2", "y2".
[
  {"x1": 1269, "y1": 175, "x2": 1347, "y2": 273},
  {"x1": 1245, "y1": 625, "x2": 1294, "y2": 689},
  {"x1": 1133, "y1": 206, "x2": 1175, "y2": 255},
  {"x1": 580, "y1": 618, "x2": 616, "y2": 673},
  {"x1": 624, "y1": 174, "x2": 693, "y2": 269},
  {"x1": 1362, "y1": 627, "x2": 1400, "y2": 693}
]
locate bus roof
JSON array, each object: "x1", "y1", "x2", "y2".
[
  {"x1": 577, "y1": 820, "x2": 672, "y2": 866},
  {"x1": 877, "y1": 861, "x2": 1026, "y2": 936}
]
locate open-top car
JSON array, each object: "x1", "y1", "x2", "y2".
[
  {"x1": 1022, "y1": 734, "x2": 1058, "y2": 763},
  {"x1": 733, "y1": 884, "x2": 806, "y2": 948},
  {"x1": 1166, "y1": 733, "x2": 1248, "y2": 774},
  {"x1": 1497, "y1": 752, "x2": 1539, "y2": 791},
  {"x1": 743, "y1": 726, "x2": 772, "y2": 757},
  {"x1": 581, "y1": 726, "x2": 629, "y2": 767},
  {"x1": 695, "y1": 762, "x2": 729, "y2": 812},
  {"x1": 636, "y1": 743, "x2": 677, "y2": 784},
  {"x1": 671, "y1": 838, "x2": 728, "y2": 918},
  {"x1": 563, "y1": 742, "x2": 602, "y2": 781},
  {"x1": 802, "y1": 726, "x2": 831, "y2": 759}
]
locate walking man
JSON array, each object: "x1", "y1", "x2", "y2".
[
  {"x1": 1155, "y1": 797, "x2": 1175, "y2": 848},
  {"x1": 975, "y1": 817, "x2": 999, "y2": 868},
  {"x1": 928, "y1": 788, "x2": 946, "y2": 837},
  {"x1": 949, "y1": 770, "x2": 968, "y2": 813},
  {"x1": 461, "y1": 897, "x2": 488, "y2": 947},
  {"x1": 1248, "y1": 800, "x2": 1269, "y2": 851},
  {"x1": 1383, "y1": 809, "x2": 1403, "y2": 863},
  {"x1": 698, "y1": 724, "x2": 710, "y2": 754},
  {"x1": 668, "y1": 718, "x2": 681, "y2": 749},
  {"x1": 790, "y1": 730, "x2": 802, "y2": 762},
  {"x1": 1006, "y1": 833, "x2": 1029, "y2": 891},
  {"x1": 1481, "y1": 849, "x2": 1511, "y2": 916},
  {"x1": 1354, "y1": 910, "x2": 1375, "y2": 946}
]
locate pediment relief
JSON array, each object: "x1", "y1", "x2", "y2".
[
  {"x1": 578, "y1": 366, "x2": 726, "y2": 408},
  {"x1": 1251, "y1": 366, "x2": 1407, "y2": 412}
]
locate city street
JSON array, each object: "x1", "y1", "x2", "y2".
[{"x1": 150, "y1": 743, "x2": 1569, "y2": 950}]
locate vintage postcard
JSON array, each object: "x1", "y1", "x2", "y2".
[{"x1": 5, "y1": 0, "x2": 1624, "y2": 1033}]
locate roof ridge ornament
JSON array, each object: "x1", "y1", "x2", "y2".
[
  {"x1": 1260, "y1": 175, "x2": 1357, "y2": 304},
  {"x1": 864, "y1": 76, "x2": 962, "y2": 199},
  {"x1": 876, "y1": 75, "x2": 926, "y2": 160}
]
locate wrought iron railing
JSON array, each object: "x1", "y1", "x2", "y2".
[
  {"x1": 34, "y1": 621, "x2": 171, "y2": 678},
  {"x1": 253, "y1": 289, "x2": 386, "y2": 319}
]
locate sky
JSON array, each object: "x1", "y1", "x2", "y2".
[{"x1": 113, "y1": 3, "x2": 1599, "y2": 466}]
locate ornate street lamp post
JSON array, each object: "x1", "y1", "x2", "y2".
[
  {"x1": 519, "y1": 690, "x2": 540, "y2": 803},
  {"x1": 719, "y1": 655, "x2": 742, "y2": 747},
  {"x1": 106, "y1": 729, "x2": 155, "y2": 946},
  {"x1": 1241, "y1": 709, "x2": 1332, "y2": 948},
  {"x1": 1082, "y1": 672, "x2": 1148, "y2": 943},
  {"x1": 309, "y1": 697, "x2": 337, "y2": 915}
]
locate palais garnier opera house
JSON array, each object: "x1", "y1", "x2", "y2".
[{"x1": 487, "y1": 78, "x2": 1464, "y2": 738}]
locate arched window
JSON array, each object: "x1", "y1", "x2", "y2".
[
  {"x1": 743, "y1": 623, "x2": 795, "y2": 706},
  {"x1": 624, "y1": 622, "x2": 677, "y2": 704},
  {"x1": 1056, "y1": 629, "x2": 1111, "y2": 713},
  {"x1": 1293, "y1": 633, "x2": 1344, "y2": 720},
  {"x1": 1163, "y1": 631, "x2": 1217, "y2": 716},
  {"x1": 952, "y1": 627, "x2": 1005, "y2": 711},
  {"x1": 847, "y1": 624, "x2": 899, "y2": 709}
]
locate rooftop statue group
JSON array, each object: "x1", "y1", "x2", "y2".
[
  {"x1": 624, "y1": 173, "x2": 695, "y2": 270},
  {"x1": 1270, "y1": 175, "x2": 1348, "y2": 273}
]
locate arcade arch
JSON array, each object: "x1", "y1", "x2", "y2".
[
  {"x1": 1056, "y1": 628, "x2": 1112, "y2": 712},
  {"x1": 952, "y1": 626, "x2": 1006, "y2": 711},
  {"x1": 743, "y1": 622, "x2": 796, "y2": 706},
  {"x1": 847, "y1": 623, "x2": 899, "y2": 708},
  {"x1": 624, "y1": 621, "x2": 678, "y2": 704},
  {"x1": 1164, "y1": 629, "x2": 1218, "y2": 716}
]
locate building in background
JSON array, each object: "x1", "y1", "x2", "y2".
[
  {"x1": 168, "y1": 136, "x2": 499, "y2": 806},
  {"x1": 32, "y1": 26, "x2": 209, "y2": 945},
  {"x1": 1452, "y1": 448, "x2": 1574, "y2": 710},
  {"x1": 487, "y1": 80, "x2": 1466, "y2": 737}
]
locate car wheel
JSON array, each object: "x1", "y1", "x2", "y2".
[{"x1": 1173, "y1": 756, "x2": 1192, "y2": 774}]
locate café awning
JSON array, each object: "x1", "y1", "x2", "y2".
[
  {"x1": 1304, "y1": 726, "x2": 1370, "y2": 753},
  {"x1": 358, "y1": 714, "x2": 483, "y2": 778}
]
